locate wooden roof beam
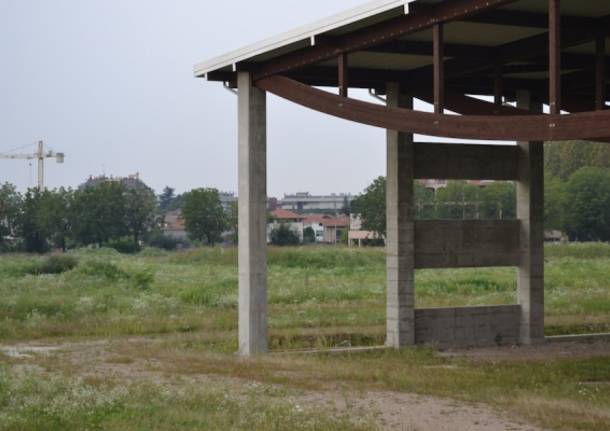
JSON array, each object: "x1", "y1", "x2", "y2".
[
  {"x1": 460, "y1": 9, "x2": 598, "y2": 30},
  {"x1": 364, "y1": 40, "x2": 493, "y2": 59},
  {"x1": 252, "y1": 0, "x2": 518, "y2": 81},
  {"x1": 407, "y1": 14, "x2": 610, "y2": 87}
]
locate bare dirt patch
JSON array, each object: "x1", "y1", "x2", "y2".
[
  {"x1": 0, "y1": 337, "x2": 561, "y2": 430},
  {"x1": 292, "y1": 390, "x2": 546, "y2": 431}
]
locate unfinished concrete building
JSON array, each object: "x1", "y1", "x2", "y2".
[{"x1": 195, "y1": 0, "x2": 610, "y2": 356}]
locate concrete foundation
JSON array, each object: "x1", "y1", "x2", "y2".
[{"x1": 238, "y1": 71, "x2": 268, "y2": 356}]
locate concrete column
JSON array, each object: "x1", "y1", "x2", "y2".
[
  {"x1": 516, "y1": 90, "x2": 545, "y2": 345},
  {"x1": 386, "y1": 82, "x2": 415, "y2": 348},
  {"x1": 238, "y1": 72, "x2": 268, "y2": 356}
]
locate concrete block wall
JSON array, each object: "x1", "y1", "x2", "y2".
[
  {"x1": 414, "y1": 305, "x2": 521, "y2": 348},
  {"x1": 414, "y1": 220, "x2": 521, "y2": 269}
]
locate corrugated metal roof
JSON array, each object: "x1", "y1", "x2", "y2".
[{"x1": 194, "y1": 0, "x2": 416, "y2": 77}]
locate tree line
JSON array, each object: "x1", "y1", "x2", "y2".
[
  {"x1": 2, "y1": 140, "x2": 609, "y2": 252},
  {"x1": 353, "y1": 141, "x2": 610, "y2": 242},
  {"x1": 0, "y1": 181, "x2": 235, "y2": 253}
]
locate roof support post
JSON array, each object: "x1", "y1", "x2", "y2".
[
  {"x1": 385, "y1": 82, "x2": 415, "y2": 348},
  {"x1": 237, "y1": 71, "x2": 268, "y2": 356},
  {"x1": 596, "y1": 34, "x2": 607, "y2": 110},
  {"x1": 433, "y1": 23, "x2": 445, "y2": 114},
  {"x1": 516, "y1": 90, "x2": 545, "y2": 345},
  {"x1": 338, "y1": 53, "x2": 349, "y2": 97},
  {"x1": 494, "y1": 64, "x2": 504, "y2": 106},
  {"x1": 548, "y1": 0, "x2": 561, "y2": 115}
]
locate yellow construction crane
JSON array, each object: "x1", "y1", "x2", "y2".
[{"x1": 0, "y1": 140, "x2": 65, "y2": 190}]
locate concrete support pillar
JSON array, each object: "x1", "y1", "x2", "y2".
[
  {"x1": 386, "y1": 82, "x2": 415, "y2": 348},
  {"x1": 238, "y1": 72, "x2": 268, "y2": 356},
  {"x1": 516, "y1": 90, "x2": 545, "y2": 345}
]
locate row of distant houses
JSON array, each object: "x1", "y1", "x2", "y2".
[
  {"x1": 162, "y1": 207, "x2": 360, "y2": 245},
  {"x1": 268, "y1": 209, "x2": 351, "y2": 244}
]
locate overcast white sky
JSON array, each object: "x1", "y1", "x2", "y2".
[{"x1": 0, "y1": 0, "x2": 400, "y2": 198}]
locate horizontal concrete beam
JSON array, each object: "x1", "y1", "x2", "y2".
[
  {"x1": 546, "y1": 333, "x2": 610, "y2": 343},
  {"x1": 414, "y1": 220, "x2": 520, "y2": 269},
  {"x1": 414, "y1": 143, "x2": 518, "y2": 180},
  {"x1": 415, "y1": 305, "x2": 521, "y2": 347}
]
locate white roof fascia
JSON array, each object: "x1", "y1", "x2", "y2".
[{"x1": 194, "y1": 0, "x2": 415, "y2": 77}]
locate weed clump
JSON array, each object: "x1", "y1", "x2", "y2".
[
  {"x1": 29, "y1": 255, "x2": 79, "y2": 275},
  {"x1": 78, "y1": 260, "x2": 128, "y2": 280},
  {"x1": 77, "y1": 260, "x2": 155, "y2": 289}
]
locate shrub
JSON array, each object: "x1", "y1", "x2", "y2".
[
  {"x1": 147, "y1": 232, "x2": 190, "y2": 251},
  {"x1": 270, "y1": 223, "x2": 300, "y2": 246},
  {"x1": 106, "y1": 237, "x2": 140, "y2": 254},
  {"x1": 303, "y1": 227, "x2": 316, "y2": 244},
  {"x1": 29, "y1": 255, "x2": 79, "y2": 275},
  {"x1": 77, "y1": 260, "x2": 128, "y2": 280}
]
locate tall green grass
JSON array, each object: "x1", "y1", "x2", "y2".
[
  {"x1": 0, "y1": 243, "x2": 609, "y2": 342},
  {"x1": 0, "y1": 365, "x2": 373, "y2": 431}
]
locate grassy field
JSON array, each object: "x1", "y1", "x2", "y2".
[{"x1": 0, "y1": 244, "x2": 609, "y2": 430}]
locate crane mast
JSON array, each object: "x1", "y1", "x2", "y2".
[{"x1": 0, "y1": 140, "x2": 65, "y2": 190}]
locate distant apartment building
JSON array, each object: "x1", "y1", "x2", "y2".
[
  {"x1": 218, "y1": 194, "x2": 279, "y2": 212},
  {"x1": 280, "y1": 192, "x2": 354, "y2": 213}
]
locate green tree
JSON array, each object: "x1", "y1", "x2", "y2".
[
  {"x1": 226, "y1": 201, "x2": 238, "y2": 244},
  {"x1": 352, "y1": 176, "x2": 386, "y2": 237},
  {"x1": 18, "y1": 189, "x2": 48, "y2": 253},
  {"x1": 270, "y1": 223, "x2": 300, "y2": 246},
  {"x1": 72, "y1": 182, "x2": 127, "y2": 247},
  {"x1": 545, "y1": 141, "x2": 610, "y2": 180},
  {"x1": 124, "y1": 186, "x2": 157, "y2": 251},
  {"x1": 37, "y1": 188, "x2": 73, "y2": 251},
  {"x1": 182, "y1": 188, "x2": 227, "y2": 245},
  {"x1": 434, "y1": 181, "x2": 480, "y2": 219},
  {"x1": 479, "y1": 182, "x2": 516, "y2": 220},
  {"x1": 562, "y1": 168, "x2": 610, "y2": 241},
  {"x1": 158, "y1": 186, "x2": 176, "y2": 213},
  {"x1": 14, "y1": 188, "x2": 74, "y2": 253},
  {"x1": 544, "y1": 172, "x2": 563, "y2": 230},
  {"x1": 415, "y1": 182, "x2": 435, "y2": 219},
  {"x1": 0, "y1": 183, "x2": 22, "y2": 249}
]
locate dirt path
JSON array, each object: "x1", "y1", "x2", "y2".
[
  {"x1": 291, "y1": 390, "x2": 545, "y2": 431},
  {"x1": 0, "y1": 338, "x2": 560, "y2": 430}
]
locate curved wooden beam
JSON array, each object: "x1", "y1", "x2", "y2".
[{"x1": 256, "y1": 75, "x2": 610, "y2": 142}]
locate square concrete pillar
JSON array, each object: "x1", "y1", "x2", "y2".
[
  {"x1": 238, "y1": 72, "x2": 268, "y2": 356},
  {"x1": 385, "y1": 82, "x2": 415, "y2": 348},
  {"x1": 516, "y1": 90, "x2": 545, "y2": 345}
]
